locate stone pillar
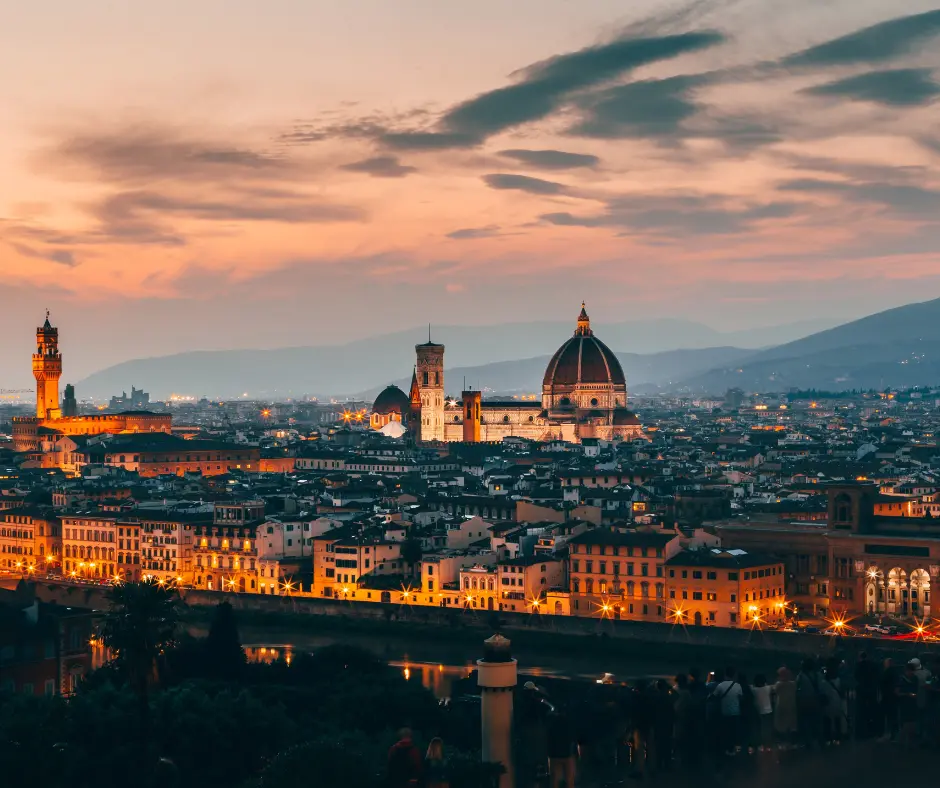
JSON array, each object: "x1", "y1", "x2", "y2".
[{"x1": 477, "y1": 633, "x2": 517, "y2": 788}]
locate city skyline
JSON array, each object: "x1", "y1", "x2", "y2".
[{"x1": 3, "y1": 0, "x2": 940, "y2": 371}]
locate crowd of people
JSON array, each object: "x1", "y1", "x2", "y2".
[
  {"x1": 619, "y1": 651, "x2": 938, "y2": 781},
  {"x1": 385, "y1": 651, "x2": 938, "y2": 788}
]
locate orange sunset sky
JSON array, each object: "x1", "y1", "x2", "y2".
[{"x1": 2, "y1": 0, "x2": 940, "y2": 379}]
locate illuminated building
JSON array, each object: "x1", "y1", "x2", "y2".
[
  {"x1": 99, "y1": 433, "x2": 260, "y2": 476},
  {"x1": 116, "y1": 521, "x2": 141, "y2": 581},
  {"x1": 369, "y1": 385, "x2": 411, "y2": 431},
  {"x1": 415, "y1": 337, "x2": 446, "y2": 443},
  {"x1": 379, "y1": 304, "x2": 647, "y2": 444},
  {"x1": 665, "y1": 549, "x2": 786, "y2": 628},
  {"x1": 567, "y1": 530, "x2": 678, "y2": 621},
  {"x1": 62, "y1": 514, "x2": 120, "y2": 580},
  {"x1": 13, "y1": 315, "x2": 172, "y2": 457},
  {"x1": 32, "y1": 311, "x2": 62, "y2": 419},
  {"x1": 0, "y1": 507, "x2": 48, "y2": 573},
  {"x1": 139, "y1": 513, "x2": 207, "y2": 585},
  {"x1": 496, "y1": 555, "x2": 566, "y2": 613},
  {"x1": 714, "y1": 483, "x2": 940, "y2": 619},
  {"x1": 192, "y1": 501, "x2": 265, "y2": 592}
]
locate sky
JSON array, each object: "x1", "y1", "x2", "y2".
[{"x1": 2, "y1": 0, "x2": 940, "y2": 381}]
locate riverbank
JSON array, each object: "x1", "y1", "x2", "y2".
[{"x1": 180, "y1": 589, "x2": 920, "y2": 677}]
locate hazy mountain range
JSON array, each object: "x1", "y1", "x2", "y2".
[
  {"x1": 73, "y1": 299, "x2": 940, "y2": 398},
  {"x1": 76, "y1": 317, "x2": 832, "y2": 399}
]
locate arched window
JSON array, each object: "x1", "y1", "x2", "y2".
[{"x1": 585, "y1": 578, "x2": 594, "y2": 594}]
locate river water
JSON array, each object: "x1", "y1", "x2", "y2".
[{"x1": 231, "y1": 625, "x2": 682, "y2": 699}]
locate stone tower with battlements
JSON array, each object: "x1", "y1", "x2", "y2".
[
  {"x1": 415, "y1": 334, "x2": 445, "y2": 443},
  {"x1": 32, "y1": 312, "x2": 62, "y2": 419}
]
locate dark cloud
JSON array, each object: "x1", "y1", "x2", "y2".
[
  {"x1": 7, "y1": 242, "x2": 77, "y2": 267},
  {"x1": 497, "y1": 149, "x2": 600, "y2": 169},
  {"x1": 570, "y1": 75, "x2": 705, "y2": 139},
  {"x1": 339, "y1": 156, "x2": 417, "y2": 178},
  {"x1": 94, "y1": 190, "x2": 364, "y2": 228},
  {"x1": 446, "y1": 225, "x2": 502, "y2": 240},
  {"x1": 801, "y1": 68, "x2": 940, "y2": 107},
  {"x1": 482, "y1": 174, "x2": 568, "y2": 195},
  {"x1": 39, "y1": 126, "x2": 288, "y2": 184},
  {"x1": 542, "y1": 194, "x2": 799, "y2": 235},
  {"x1": 783, "y1": 9, "x2": 940, "y2": 67},
  {"x1": 778, "y1": 178, "x2": 940, "y2": 217},
  {"x1": 381, "y1": 30, "x2": 723, "y2": 150}
]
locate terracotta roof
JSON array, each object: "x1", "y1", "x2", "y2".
[{"x1": 542, "y1": 332, "x2": 625, "y2": 388}]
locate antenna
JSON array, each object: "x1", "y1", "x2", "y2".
[{"x1": 428, "y1": 323, "x2": 432, "y2": 343}]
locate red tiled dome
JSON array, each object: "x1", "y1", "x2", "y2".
[
  {"x1": 372, "y1": 385, "x2": 410, "y2": 415},
  {"x1": 543, "y1": 303, "x2": 625, "y2": 388}
]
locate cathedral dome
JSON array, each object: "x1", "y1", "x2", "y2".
[
  {"x1": 373, "y1": 384, "x2": 410, "y2": 415},
  {"x1": 542, "y1": 303, "x2": 625, "y2": 388}
]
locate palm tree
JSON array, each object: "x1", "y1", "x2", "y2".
[{"x1": 101, "y1": 580, "x2": 179, "y2": 747}]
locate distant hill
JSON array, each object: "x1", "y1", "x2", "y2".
[
  {"x1": 75, "y1": 317, "x2": 826, "y2": 399},
  {"x1": 681, "y1": 297, "x2": 940, "y2": 393}
]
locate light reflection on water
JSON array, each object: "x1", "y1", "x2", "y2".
[{"x1": 242, "y1": 641, "x2": 665, "y2": 700}]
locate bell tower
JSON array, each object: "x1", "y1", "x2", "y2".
[
  {"x1": 415, "y1": 329, "x2": 445, "y2": 443},
  {"x1": 33, "y1": 311, "x2": 62, "y2": 419}
]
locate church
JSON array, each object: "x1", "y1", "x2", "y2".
[
  {"x1": 12, "y1": 314, "x2": 172, "y2": 454},
  {"x1": 371, "y1": 303, "x2": 645, "y2": 444}
]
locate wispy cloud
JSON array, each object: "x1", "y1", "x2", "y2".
[
  {"x1": 801, "y1": 68, "x2": 940, "y2": 107},
  {"x1": 497, "y1": 149, "x2": 600, "y2": 170},
  {"x1": 340, "y1": 155, "x2": 417, "y2": 177},
  {"x1": 446, "y1": 225, "x2": 502, "y2": 240},
  {"x1": 482, "y1": 173, "x2": 569, "y2": 195},
  {"x1": 782, "y1": 9, "x2": 940, "y2": 67}
]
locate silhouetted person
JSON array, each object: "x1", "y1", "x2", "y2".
[
  {"x1": 796, "y1": 659, "x2": 824, "y2": 749},
  {"x1": 387, "y1": 728, "x2": 423, "y2": 788},
  {"x1": 653, "y1": 679, "x2": 675, "y2": 770},
  {"x1": 685, "y1": 669, "x2": 708, "y2": 768},
  {"x1": 879, "y1": 658, "x2": 899, "y2": 742},
  {"x1": 710, "y1": 667, "x2": 743, "y2": 756},
  {"x1": 547, "y1": 710, "x2": 577, "y2": 788},
  {"x1": 855, "y1": 652, "x2": 880, "y2": 740}
]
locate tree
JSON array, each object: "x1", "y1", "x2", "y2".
[
  {"x1": 101, "y1": 580, "x2": 179, "y2": 747},
  {"x1": 205, "y1": 600, "x2": 245, "y2": 680},
  {"x1": 400, "y1": 538, "x2": 424, "y2": 576}
]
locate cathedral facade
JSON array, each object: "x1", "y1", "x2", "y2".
[{"x1": 372, "y1": 304, "x2": 646, "y2": 444}]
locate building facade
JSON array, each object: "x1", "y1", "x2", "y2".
[{"x1": 715, "y1": 483, "x2": 940, "y2": 620}]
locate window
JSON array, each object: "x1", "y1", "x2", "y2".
[
  {"x1": 692, "y1": 592, "x2": 703, "y2": 601},
  {"x1": 706, "y1": 572, "x2": 717, "y2": 581},
  {"x1": 727, "y1": 572, "x2": 738, "y2": 581},
  {"x1": 707, "y1": 592, "x2": 717, "y2": 602},
  {"x1": 44, "y1": 679, "x2": 56, "y2": 696}
]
